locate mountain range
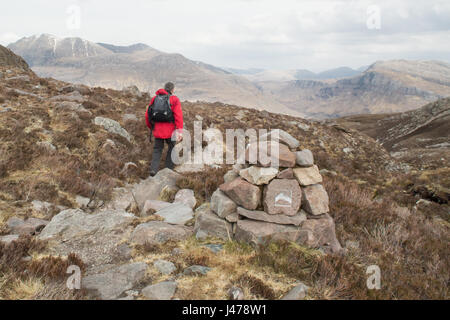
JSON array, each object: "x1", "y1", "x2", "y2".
[
  {"x1": 8, "y1": 34, "x2": 297, "y2": 116},
  {"x1": 7, "y1": 34, "x2": 450, "y2": 119},
  {"x1": 226, "y1": 66, "x2": 365, "y2": 82}
]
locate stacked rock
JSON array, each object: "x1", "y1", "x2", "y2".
[{"x1": 195, "y1": 129, "x2": 342, "y2": 254}]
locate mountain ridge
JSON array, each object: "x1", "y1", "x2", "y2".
[{"x1": 8, "y1": 34, "x2": 298, "y2": 116}]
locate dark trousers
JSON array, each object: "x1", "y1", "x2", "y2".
[{"x1": 150, "y1": 138, "x2": 176, "y2": 173}]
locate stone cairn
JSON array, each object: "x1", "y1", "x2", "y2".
[{"x1": 195, "y1": 130, "x2": 342, "y2": 254}]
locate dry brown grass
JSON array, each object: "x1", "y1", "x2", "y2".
[
  {"x1": 176, "y1": 166, "x2": 229, "y2": 207},
  {"x1": 0, "y1": 235, "x2": 87, "y2": 300}
]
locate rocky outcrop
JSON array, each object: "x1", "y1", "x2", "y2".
[
  {"x1": 131, "y1": 221, "x2": 193, "y2": 245},
  {"x1": 94, "y1": 117, "x2": 132, "y2": 142},
  {"x1": 82, "y1": 262, "x2": 148, "y2": 300},
  {"x1": 39, "y1": 209, "x2": 136, "y2": 266}
]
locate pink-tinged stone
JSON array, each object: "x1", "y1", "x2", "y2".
[
  {"x1": 298, "y1": 214, "x2": 342, "y2": 253},
  {"x1": 301, "y1": 184, "x2": 329, "y2": 215},
  {"x1": 277, "y1": 168, "x2": 294, "y2": 179},
  {"x1": 263, "y1": 179, "x2": 302, "y2": 216},
  {"x1": 246, "y1": 141, "x2": 296, "y2": 168},
  {"x1": 237, "y1": 207, "x2": 306, "y2": 226},
  {"x1": 219, "y1": 178, "x2": 261, "y2": 210},
  {"x1": 234, "y1": 219, "x2": 301, "y2": 246}
]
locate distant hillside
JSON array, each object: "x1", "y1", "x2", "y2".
[
  {"x1": 0, "y1": 45, "x2": 31, "y2": 71},
  {"x1": 258, "y1": 60, "x2": 450, "y2": 119},
  {"x1": 336, "y1": 98, "x2": 450, "y2": 171},
  {"x1": 8, "y1": 34, "x2": 298, "y2": 116},
  {"x1": 230, "y1": 67, "x2": 362, "y2": 82}
]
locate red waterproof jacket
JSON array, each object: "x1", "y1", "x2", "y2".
[{"x1": 145, "y1": 89, "x2": 183, "y2": 139}]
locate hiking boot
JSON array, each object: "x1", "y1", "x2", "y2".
[{"x1": 149, "y1": 170, "x2": 157, "y2": 177}]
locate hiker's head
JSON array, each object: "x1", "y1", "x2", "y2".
[{"x1": 164, "y1": 82, "x2": 175, "y2": 94}]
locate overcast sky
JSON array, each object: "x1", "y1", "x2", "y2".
[{"x1": 1, "y1": 0, "x2": 450, "y2": 72}]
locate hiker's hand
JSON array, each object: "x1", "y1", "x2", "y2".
[{"x1": 176, "y1": 132, "x2": 183, "y2": 143}]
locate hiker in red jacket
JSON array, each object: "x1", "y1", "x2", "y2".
[{"x1": 146, "y1": 82, "x2": 183, "y2": 176}]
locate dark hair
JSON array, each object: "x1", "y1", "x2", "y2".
[{"x1": 164, "y1": 82, "x2": 175, "y2": 94}]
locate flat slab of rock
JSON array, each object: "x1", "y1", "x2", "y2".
[
  {"x1": 235, "y1": 220, "x2": 301, "y2": 246},
  {"x1": 296, "y1": 149, "x2": 314, "y2": 167},
  {"x1": 82, "y1": 262, "x2": 148, "y2": 300},
  {"x1": 142, "y1": 281, "x2": 177, "y2": 300},
  {"x1": 263, "y1": 179, "x2": 302, "y2": 216},
  {"x1": 301, "y1": 184, "x2": 329, "y2": 215},
  {"x1": 143, "y1": 200, "x2": 172, "y2": 215},
  {"x1": 38, "y1": 209, "x2": 136, "y2": 266},
  {"x1": 131, "y1": 221, "x2": 193, "y2": 245},
  {"x1": 239, "y1": 166, "x2": 278, "y2": 185},
  {"x1": 155, "y1": 202, "x2": 194, "y2": 225},
  {"x1": 194, "y1": 207, "x2": 232, "y2": 241},
  {"x1": 211, "y1": 189, "x2": 237, "y2": 218},
  {"x1": 7, "y1": 217, "x2": 49, "y2": 235},
  {"x1": 293, "y1": 165, "x2": 323, "y2": 186},
  {"x1": 219, "y1": 178, "x2": 261, "y2": 211},
  {"x1": 174, "y1": 189, "x2": 196, "y2": 209},
  {"x1": 237, "y1": 207, "x2": 306, "y2": 226}
]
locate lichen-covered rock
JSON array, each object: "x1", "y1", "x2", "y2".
[
  {"x1": 142, "y1": 281, "x2": 177, "y2": 300},
  {"x1": 194, "y1": 207, "x2": 232, "y2": 240},
  {"x1": 211, "y1": 189, "x2": 237, "y2": 218},
  {"x1": 239, "y1": 166, "x2": 278, "y2": 185},
  {"x1": 293, "y1": 165, "x2": 323, "y2": 186},
  {"x1": 174, "y1": 189, "x2": 196, "y2": 209},
  {"x1": 154, "y1": 202, "x2": 194, "y2": 225},
  {"x1": 131, "y1": 221, "x2": 192, "y2": 245},
  {"x1": 94, "y1": 117, "x2": 132, "y2": 142},
  {"x1": 82, "y1": 262, "x2": 148, "y2": 300},
  {"x1": 296, "y1": 149, "x2": 314, "y2": 167}
]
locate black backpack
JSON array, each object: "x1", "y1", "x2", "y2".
[{"x1": 148, "y1": 94, "x2": 174, "y2": 123}]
